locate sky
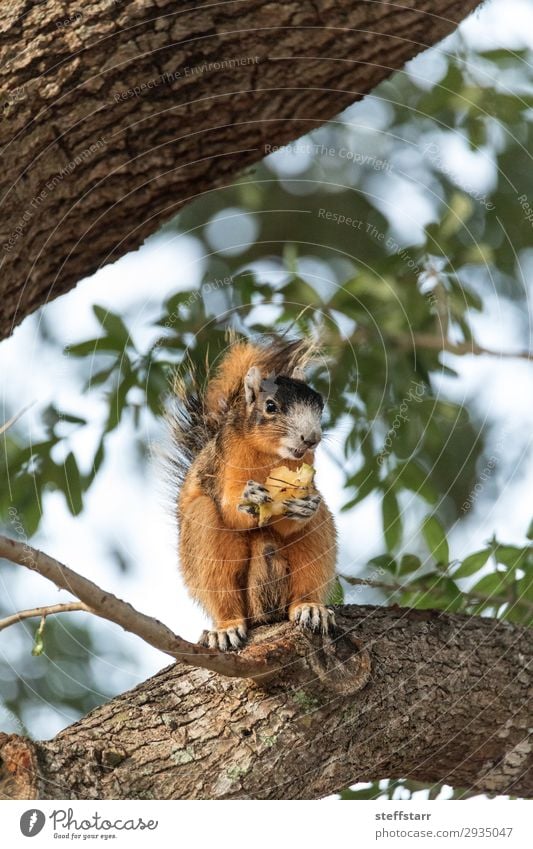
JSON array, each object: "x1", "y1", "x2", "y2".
[{"x1": 0, "y1": 0, "x2": 532, "y2": 752}]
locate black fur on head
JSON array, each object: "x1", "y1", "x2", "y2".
[
  {"x1": 252, "y1": 374, "x2": 323, "y2": 421},
  {"x1": 243, "y1": 368, "x2": 324, "y2": 460}
]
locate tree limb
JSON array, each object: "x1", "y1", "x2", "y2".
[
  {"x1": 0, "y1": 601, "x2": 90, "y2": 632},
  {"x1": 351, "y1": 327, "x2": 533, "y2": 361},
  {"x1": 0, "y1": 404, "x2": 34, "y2": 436},
  {"x1": 1, "y1": 606, "x2": 531, "y2": 800},
  {"x1": 0, "y1": 0, "x2": 481, "y2": 341},
  {"x1": 340, "y1": 573, "x2": 533, "y2": 617},
  {"x1": 397, "y1": 332, "x2": 533, "y2": 361},
  {"x1": 0, "y1": 534, "x2": 369, "y2": 683}
]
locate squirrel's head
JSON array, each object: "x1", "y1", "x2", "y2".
[{"x1": 243, "y1": 365, "x2": 324, "y2": 460}]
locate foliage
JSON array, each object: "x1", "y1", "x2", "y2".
[
  {"x1": 347, "y1": 526, "x2": 533, "y2": 625},
  {"x1": 339, "y1": 779, "x2": 484, "y2": 801},
  {"x1": 0, "y1": 597, "x2": 132, "y2": 738}
]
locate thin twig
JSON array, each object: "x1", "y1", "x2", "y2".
[
  {"x1": 351, "y1": 326, "x2": 533, "y2": 361},
  {"x1": 340, "y1": 574, "x2": 533, "y2": 614},
  {"x1": 341, "y1": 575, "x2": 399, "y2": 592},
  {"x1": 393, "y1": 332, "x2": 533, "y2": 361},
  {"x1": 0, "y1": 602, "x2": 90, "y2": 632},
  {"x1": 0, "y1": 534, "x2": 282, "y2": 679},
  {"x1": 0, "y1": 403, "x2": 35, "y2": 436}
]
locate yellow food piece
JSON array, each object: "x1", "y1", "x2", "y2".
[{"x1": 257, "y1": 463, "x2": 316, "y2": 526}]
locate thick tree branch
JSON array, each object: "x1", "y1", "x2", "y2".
[
  {"x1": 1, "y1": 606, "x2": 531, "y2": 800},
  {"x1": 0, "y1": 534, "x2": 369, "y2": 684},
  {"x1": 0, "y1": 0, "x2": 481, "y2": 340}
]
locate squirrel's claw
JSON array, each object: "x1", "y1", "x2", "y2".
[
  {"x1": 237, "y1": 503, "x2": 258, "y2": 516},
  {"x1": 198, "y1": 624, "x2": 247, "y2": 651},
  {"x1": 289, "y1": 603, "x2": 335, "y2": 635},
  {"x1": 283, "y1": 493, "x2": 321, "y2": 520},
  {"x1": 242, "y1": 480, "x2": 272, "y2": 505}
]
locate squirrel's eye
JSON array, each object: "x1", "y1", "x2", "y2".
[{"x1": 265, "y1": 399, "x2": 277, "y2": 414}]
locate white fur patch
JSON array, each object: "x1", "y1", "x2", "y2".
[
  {"x1": 279, "y1": 402, "x2": 322, "y2": 458},
  {"x1": 288, "y1": 403, "x2": 322, "y2": 438}
]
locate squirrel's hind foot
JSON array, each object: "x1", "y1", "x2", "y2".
[
  {"x1": 289, "y1": 603, "x2": 335, "y2": 635},
  {"x1": 199, "y1": 623, "x2": 247, "y2": 651}
]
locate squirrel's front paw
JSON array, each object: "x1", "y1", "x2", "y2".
[
  {"x1": 289, "y1": 603, "x2": 335, "y2": 635},
  {"x1": 283, "y1": 493, "x2": 321, "y2": 520},
  {"x1": 238, "y1": 480, "x2": 272, "y2": 514},
  {"x1": 242, "y1": 480, "x2": 272, "y2": 504},
  {"x1": 198, "y1": 623, "x2": 247, "y2": 651}
]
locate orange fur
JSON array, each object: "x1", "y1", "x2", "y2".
[{"x1": 176, "y1": 338, "x2": 337, "y2": 640}]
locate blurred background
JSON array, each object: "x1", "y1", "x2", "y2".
[{"x1": 1, "y1": 0, "x2": 532, "y2": 800}]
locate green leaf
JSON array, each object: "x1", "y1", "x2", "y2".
[
  {"x1": 368, "y1": 554, "x2": 397, "y2": 575},
  {"x1": 382, "y1": 489, "x2": 402, "y2": 551},
  {"x1": 65, "y1": 338, "x2": 124, "y2": 357},
  {"x1": 340, "y1": 784, "x2": 382, "y2": 800},
  {"x1": 280, "y1": 274, "x2": 320, "y2": 305},
  {"x1": 105, "y1": 366, "x2": 136, "y2": 433},
  {"x1": 454, "y1": 548, "x2": 491, "y2": 579},
  {"x1": 84, "y1": 438, "x2": 106, "y2": 488},
  {"x1": 84, "y1": 363, "x2": 118, "y2": 390},
  {"x1": 93, "y1": 305, "x2": 131, "y2": 347},
  {"x1": 422, "y1": 514, "x2": 449, "y2": 565},
  {"x1": 328, "y1": 578, "x2": 345, "y2": 606},
  {"x1": 58, "y1": 412, "x2": 87, "y2": 426},
  {"x1": 439, "y1": 577, "x2": 463, "y2": 612},
  {"x1": 399, "y1": 554, "x2": 422, "y2": 575},
  {"x1": 44, "y1": 452, "x2": 83, "y2": 516},
  {"x1": 471, "y1": 571, "x2": 512, "y2": 598},
  {"x1": 31, "y1": 617, "x2": 46, "y2": 657},
  {"x1": 163, "y1": 290, "x2": 198, "y2": 316},
  {"x1": 41, "y1": 407, "x2": 87, "y2": 428},
  {"x1": 527, "y1": 519, "x2": 533, "y2": 541},
  {"x1": 400, "y1": 589, "x2": 428, "y2": 609},
  {"x1": 493, "y1": 545, "x2": 530, "y2": 571},
  {"x1": 394, "y1": 461, "x2": 438, "y2": 505},
  {"x1": 46, "y1": 452, "x2": 84, "y2": 516},
  {"x1": 401, "y1": 576, "x2": 463, "y2": 612},
  {"x1": 341, "y1": 466, "x2": 379, "y2": 511},
  {"x1": 63, "y1": 452, "x2": 83, "y2": 515}
]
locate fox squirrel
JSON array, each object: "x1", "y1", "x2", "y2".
[{"x1": 169, "y1": 335, "x2": 337, "y2": 651}]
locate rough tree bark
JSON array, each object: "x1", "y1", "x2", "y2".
[
  {"x1": 0, "y1": 0, "x2": 481, "y2": 340},
  {"x1": 1, "y1": 606, "x2": 531, "y2": 800}
]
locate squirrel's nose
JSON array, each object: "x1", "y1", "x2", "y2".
[{"x1": 301, "y1": 431, "x2": 319, "y2": 448}]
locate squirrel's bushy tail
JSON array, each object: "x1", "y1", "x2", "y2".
[{"x1": 167, "y1": 332, "x2": 316, "y2": 486}]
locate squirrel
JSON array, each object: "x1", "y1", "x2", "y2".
[{"x1": 168, "y1": 334, "x2": 337, "y2": 651}]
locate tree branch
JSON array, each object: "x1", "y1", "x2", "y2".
[
  {"x1": 397, "y1": 332, "x2": 533, "y2": 361},
  {"x1": 351, "y1": 327, "x2": 533, "y2": 361},
  {"x1": 0, "y1": 0, "x2": 481, "y2": 340},
  {"x1": 341, "y1": 573, "x2": 533, "y2": 616},
  {"x1": 0, "y1": 534, "x2": 315, "y2": 679},
  {"x1": 0, "y1": 601, "x2": 90, "y2": 633},
  {"x1": 0, "y1": 404, "x2": 34, "y2": 436},
  {"x1": 1, "y1": 606, "x2": 531, "y2": 800}
]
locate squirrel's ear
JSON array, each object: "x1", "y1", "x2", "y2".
[
  {"x1": 244, "y1": 366, "x2": 262, "y2": 405},
  {"x1": 292, "y1": 366, "x2": 306, "y2": 382}
]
